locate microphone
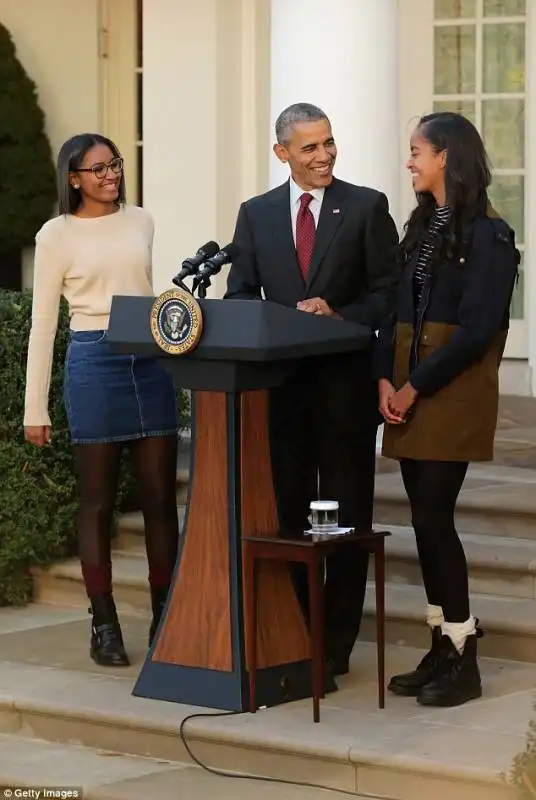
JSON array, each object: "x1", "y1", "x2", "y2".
[
  {"x1": 172, "y1": 240, "x2": 220, "y2": 286},
  {"x1": 196, "y1": 243, "x2": 241, "y2": 280}
]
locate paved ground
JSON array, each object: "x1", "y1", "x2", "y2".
[{"x1": 0, "y1": 603, "x2": 534, "y2": 799}]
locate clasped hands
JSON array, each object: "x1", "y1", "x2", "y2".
[
  {"x1": 297, "y1": 297, "x2": 342, "y2": 319},
  {"x1": 296, "y1": 301, "x2": 417, "y2": 423},
  {"x1": 379, "y1": 378, "x2": 418, "y2": 425}
]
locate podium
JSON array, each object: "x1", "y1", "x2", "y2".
[{"x1": 107, "y1": 296, "x2": 372, "y2": 711}]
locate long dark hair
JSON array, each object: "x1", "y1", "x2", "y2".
[
  {"x1": 56, "y1": 133, "x2": 126, "y2": 215},
  {"x1": 401, "y1": 112, "x2": 491, "y2": 262}
]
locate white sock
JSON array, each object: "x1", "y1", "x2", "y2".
[
  {"x1": 442, "y1": 616, "x2": 476, "y2": 654},
  {"x1": 426, "y1": 604, "x2": 444, "y2": 629}
]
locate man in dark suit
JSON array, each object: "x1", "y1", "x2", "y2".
[{"x1": 225, "y1": 102, "x2": 399, "y2": 677}]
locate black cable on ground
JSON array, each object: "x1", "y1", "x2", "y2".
[{"x1": 179, "y1": 710, "x2": 384, "y2": 798}]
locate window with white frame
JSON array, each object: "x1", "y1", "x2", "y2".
[{"x1": 432, "y1": 0, "x2": 526, "y2": 320}]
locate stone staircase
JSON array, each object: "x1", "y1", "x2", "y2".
[
  {"x1": 32, "y1": 396, "x2": 536, "y2": 666},
  {"x1": 9, "y1": 394, "x2": 536, "y2": 800},
  {"x1": 360, "y1": 395, "x2": 536, "y2": 664}
]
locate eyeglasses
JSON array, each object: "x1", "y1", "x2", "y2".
[{"x1": 76, "y1": 156, "x2": 124, "y2": 180}]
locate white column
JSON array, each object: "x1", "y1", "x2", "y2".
[
  {"x1": 143, "y1": 0, "x2": 219, "y2": 296},
  {"x1": 269, "y1": 0, "x2": 400, "y2": 224}
]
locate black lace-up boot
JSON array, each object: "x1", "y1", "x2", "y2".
[
  {"x1": 417, "y1": 632, "x2": 482, "y2": 707},
  {"x1": 388, "y1": 625, "x2": 443, "y2": 696},
  {"x1": 89, "y1": 594, "x2": 130, "y2": 667}
]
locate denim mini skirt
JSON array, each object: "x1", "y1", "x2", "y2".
[{"x1": 63, "y1": 330, "x2": 179, "y2": 444}]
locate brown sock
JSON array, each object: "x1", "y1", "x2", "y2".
[
  {"x1": 82, "y1": 562, "x2": 113, "y2": 597},
  {"x1": 148, "y1": 563, "x2": 174, "y2": 591}
]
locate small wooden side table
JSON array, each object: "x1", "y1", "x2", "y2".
[{"x1": 243, "y1": 529, "x2": 391, "y2": 723}]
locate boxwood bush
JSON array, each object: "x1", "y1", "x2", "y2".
[
  {"x1": 511, "y1": 707, "x2": 536, "y2": 798},
  {"x1": 0, "y1": 289, "x2": 189, "y2": 606}
]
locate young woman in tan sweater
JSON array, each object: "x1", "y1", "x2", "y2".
[{"x1": 24, "y1": 134, "x2": 180, "y2": 668}]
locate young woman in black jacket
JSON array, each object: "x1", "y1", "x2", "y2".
[{"x1": 376, "y1": 112, "x2": 519, "y2": 707}]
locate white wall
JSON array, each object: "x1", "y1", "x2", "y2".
[
  {"x1": 143, "y1": 0, "x2": 270, "y2": 297},
  {"x1": 142, "y1": 0, "x2": 218, "y2": 295}
]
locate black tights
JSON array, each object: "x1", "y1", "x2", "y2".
[
  {"x1": 75, "y1": 434, "x2": 179, "y2": 598},
  {"x1": 400, "y1": 458, "x2": 469, "y2": 623}
]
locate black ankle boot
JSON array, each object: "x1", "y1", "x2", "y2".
[
  {"x1": 417, "y1": 633, "x2": 482, "y2": 707},
  {"x1": 148, "y1": 586, "x2": 170, "y2": 647},
  {"x1": 388, "y1": 626, "x2": 443, "y2": 696},
  {"x1": 89, "y1": 594, "x2": 130, "y2": 667}
]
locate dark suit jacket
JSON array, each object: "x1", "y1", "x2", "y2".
[{"x1": 224, "y1": 177, "x2": 399, "y2": 330}]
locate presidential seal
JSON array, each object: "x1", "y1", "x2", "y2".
[{"x1": 150, "y1": 289, "x2": 203, "y2": 355}]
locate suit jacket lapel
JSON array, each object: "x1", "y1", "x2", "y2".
[
  {"x1": 306, "y1": 178, "x2": 347, "y2": 293},
  {"x1": 268, "y1": 181, "x2": 306, "y2": 291}
]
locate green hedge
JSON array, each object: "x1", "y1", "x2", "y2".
[{"x1": 0, "y1": 289, "x2": 189, "y2": 606}]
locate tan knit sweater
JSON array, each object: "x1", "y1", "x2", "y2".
[{"x1": 24, "y1": 204, "x2": 155, "y2": 427}]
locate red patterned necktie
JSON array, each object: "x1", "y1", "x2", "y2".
[{"x1": 296, "y1": 192, "x2": 316, "y2": 280}]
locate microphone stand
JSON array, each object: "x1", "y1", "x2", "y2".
[
  {"x1": 195, "y1": 275, "x2": 212, "y2": 299},
  {"x1": 174, "y1": 279, "x2": 193, "y2": 295},
  {"x1": 192, "y1": 267, "x2": 213, "y2": 299}
]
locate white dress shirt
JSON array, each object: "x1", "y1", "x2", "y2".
[{"x1": 289, "y1": 177, "x2": 325, "y2": 245}]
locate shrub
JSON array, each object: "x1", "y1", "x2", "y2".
[
  {"x1": 511, "y1": 704, "x2": 536, "y2": 798},
  {"x1": 0, "y1": 290, "x2": 189, "y2": 606},
  {"x1": 0, "y1": 24, "x2": 57, "y2": 255}
]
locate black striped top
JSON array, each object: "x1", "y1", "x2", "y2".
[{"x1": 414, "y1": 205, "x2": 451, "y2": 305}]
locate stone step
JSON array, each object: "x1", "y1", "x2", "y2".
[
  {"x1": 0, "y1": 733, "x2": 356, "y2": 800},
  {"x1": 0, "y1": 622, "x2": 528, "y2": 800},
  {"x1": 32, "y1": 552, "x2": 152, "y2": 616},
  {"x1": 175, "y1": 463, "x2": 189, "y2": 505},
  {"x1": 361, "y1": 581, "x2": 536, "y2": 663},
  {"x1": 176, "y1": 447, "x2": 536, "y2": 538},
  {"x1": 497, "y1": 393, "x2": 536, "y2": 430},
  {"x1": 381, "y1": 525, "x2": 536, "y2": 599},
  {"x1": 374, "y1": 464, "x2": 536, "y2": 539},
  {"x1": 114, "y1": 512, "x2": 536, "y2": 604},
  {"x1": 115, "y1": 506, "x2": 186, "y2": 553},
  {"x1": 33, "y1": 545, "x2": 536, "y2": 664},
  {"x1": 493, "y1": 428, "x2": 536, "y2": 470}
]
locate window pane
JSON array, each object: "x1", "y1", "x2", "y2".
[
  {"x1": 483, "y1": 0, "x2": 525, "y2": 16},
  {"x1": 510, "y1": 252, "x2": 524, "y2": 320},
  {"x1": 434, "y1": 25, "x2": 476, "y2": 94},
  {"x1": 489, "y1": 175, "x2": 524, "y2": 242},
  {"x1": 433, "y1": 99, "x2": 476, "y2": 123},
  {"x1": 482, "y1": 99, "x2": 524, "y2": 169},
  {"x1": 483, "y1": 24, "x2": 525, "y2": 93},
  {"x1": 435, "y1": 0, "x2": 475, "y2": 17}
]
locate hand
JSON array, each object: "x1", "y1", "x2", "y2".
[
  {"x1": 24, "y1": 425, "x2": 51, "y2": 447},
  {"x1": 297, "y1": 297, "x2": 340, "y2": 318},
  {"x1": 388, "y1": 382, "x2": 418, "y2": 421},
  {"x1": 378, "y1": 379, "x2": 405, "y2": 425}
]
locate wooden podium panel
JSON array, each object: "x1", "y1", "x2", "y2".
[
  {"x1": 132, "y1": 390, "x2": 312, "y2": 710},
  {"x1": 240, "y1": 391, "x2": 311, "y2": 669}
]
